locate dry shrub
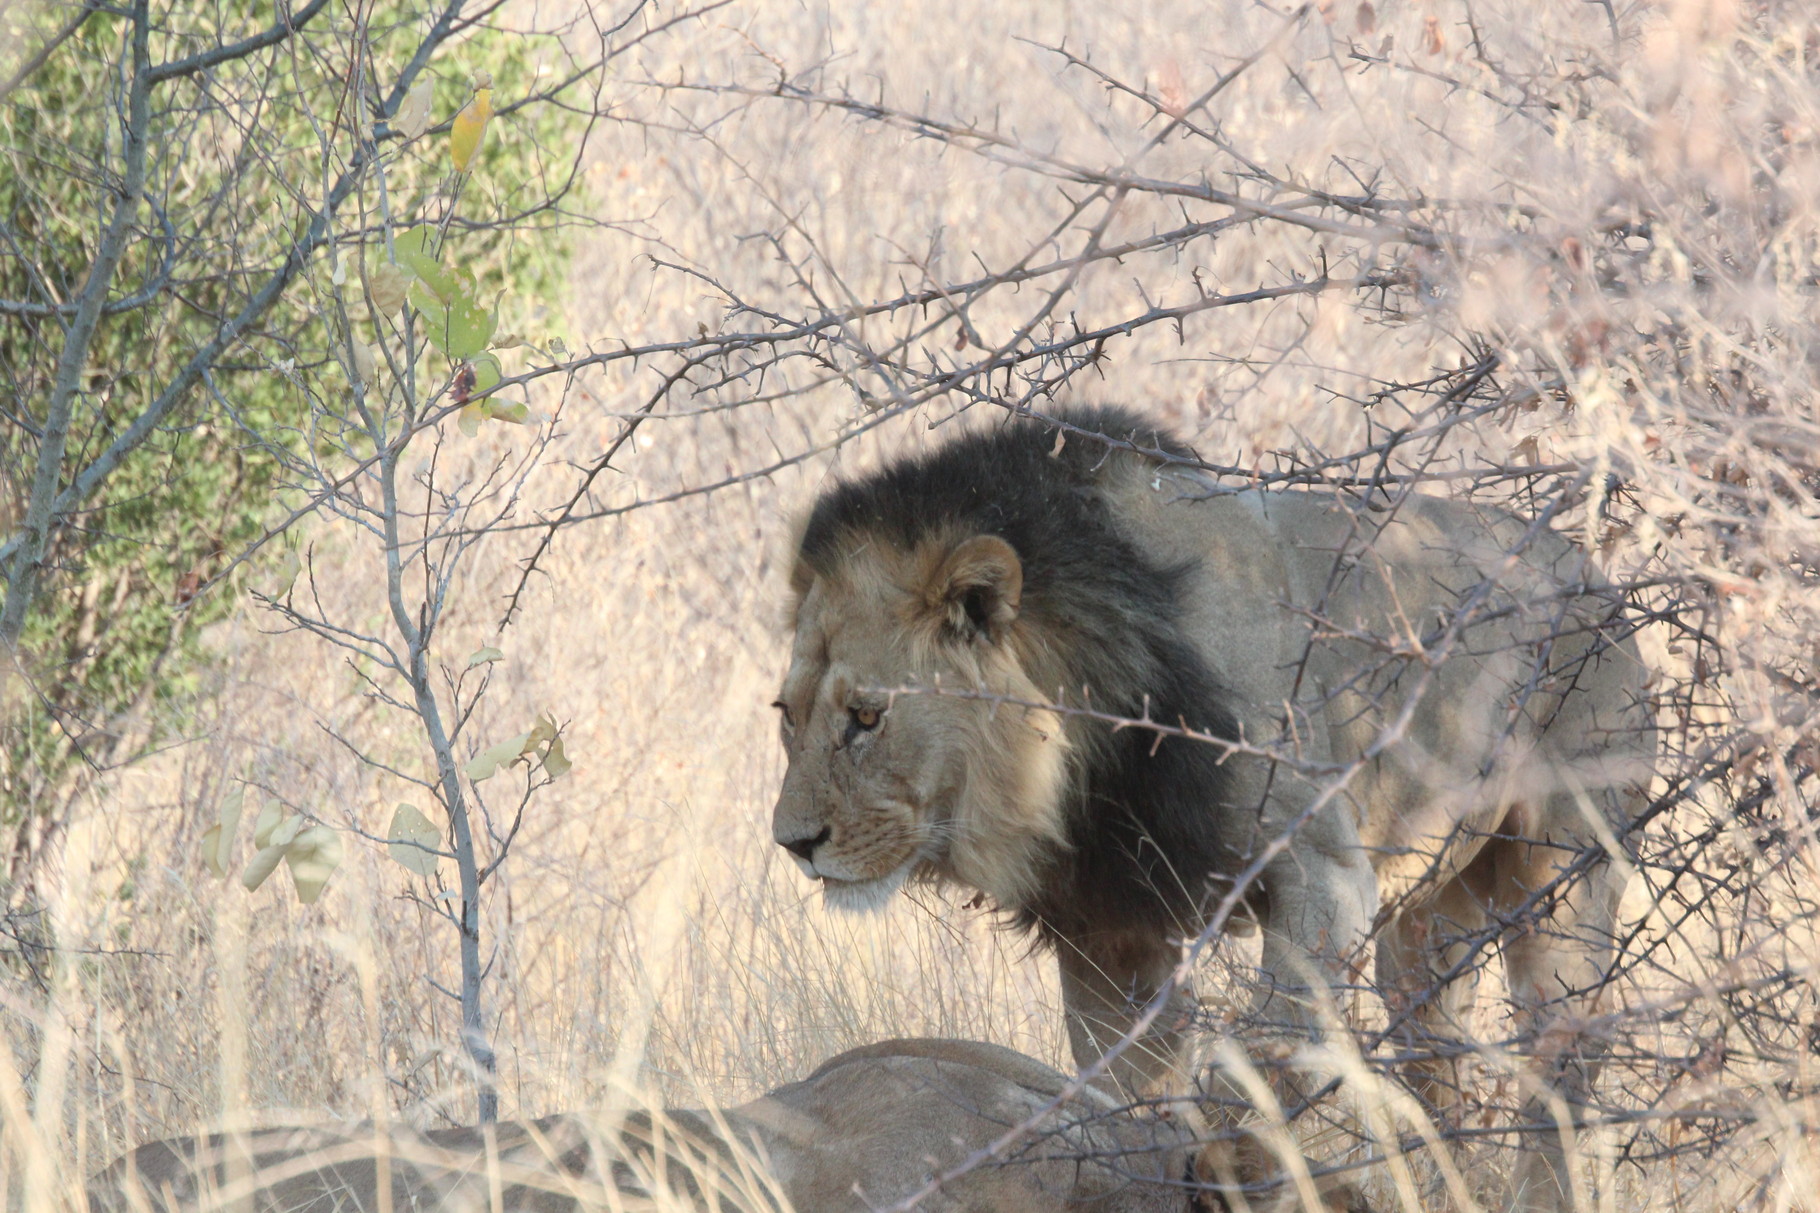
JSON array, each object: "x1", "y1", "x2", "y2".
[{"x1": 4, "y1": 1, "x2": 1816, "y2": 1210}]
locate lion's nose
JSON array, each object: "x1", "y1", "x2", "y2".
[{"x1": 780, "y1": 826, "x2": 831, "y2": 862}]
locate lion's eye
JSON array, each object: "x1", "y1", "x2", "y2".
[
  {"x1": 850, "y1": 706, "x2": 881, "y2": 731},
  {"x1": 771, "y1": 700, "x2": 795, "y2": 730}
]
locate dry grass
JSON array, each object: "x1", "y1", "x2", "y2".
[{"x1": 5, "y1": 0, "x2": 1818, "y2": 1210}]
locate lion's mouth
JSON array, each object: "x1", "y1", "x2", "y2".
[{"x1": 816, "y1": 855, "x2": 924, "y2": 913}]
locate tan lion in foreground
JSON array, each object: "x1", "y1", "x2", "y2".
[
  {"x1": 771, "y1": 405, "x2": 1655, "y2": 1211},
  {"x1": 89, "y1": 1039, "x2": 1188, "y2": 1213}
]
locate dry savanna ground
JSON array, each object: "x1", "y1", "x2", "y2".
[{"x1": 4, "y1": 1, "x2": 1818, "y2": 1211}]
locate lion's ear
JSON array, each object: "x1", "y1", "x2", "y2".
[{"x1": 927, "y1": 535, "x2": 1022, "y2": 643}]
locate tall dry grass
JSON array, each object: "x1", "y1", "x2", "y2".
[{"x1": 4, "y1": 0, "x2": 1817, "y2": 1210}]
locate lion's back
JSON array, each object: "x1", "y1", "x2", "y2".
[{"x1": 1101, "y1": 469, "x2": 1653, "y2": 865}]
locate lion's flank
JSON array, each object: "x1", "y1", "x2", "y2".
[{"x1": 796, "y1": 405, "x2": 1245, "y2": 941}]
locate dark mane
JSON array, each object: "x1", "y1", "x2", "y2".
[{"x1": 796, "y1": 406, "x2": 1245, "y2": 942}]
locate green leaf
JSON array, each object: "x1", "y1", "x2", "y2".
[
  {"x1": 470, "y1": 352, "x2": 502, "y2": 394},
  {"x1": 436, "y1": 295, "x2": 498, "y2": 360},
  {"x1": 387, "y1": 804, "x2": 442, "y2": 877},
  {"x1": 393, "y1": 227, "x2": 458, "y2": 301},
  {"x1": 413, "y1": 286, "x2": 448, "y2": 338}
]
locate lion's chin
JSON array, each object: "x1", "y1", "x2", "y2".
[{"x1": 819, "y1": 863, "x2": 914, "y2": 914}]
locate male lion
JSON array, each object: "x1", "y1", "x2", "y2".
[
  {"x1": 771, "y1": 405, "x2": 1654, "y2": 1211},
  {"x1": 90, "y1": 1038, "x2": 1188, "y2": 1213}
]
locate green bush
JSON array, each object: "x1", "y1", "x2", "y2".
[{"x1": 0, "y1": 1, "x2": 580, "y2": 833}]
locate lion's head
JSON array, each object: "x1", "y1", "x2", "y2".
[
  {"x1": 771, "y1": 526, "x2": 1073, "y2": 913},
  {"x1": 771, "y1": 408, "x2": 1241, "y2": 938}
]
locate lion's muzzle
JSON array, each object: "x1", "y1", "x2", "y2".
[{"x1": 778, "y1": 825, "x2": 829, "y2": 863}]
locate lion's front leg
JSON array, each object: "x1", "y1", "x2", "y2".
[
  {"x1": 1254, "y1": 840, "x2": 1376, "y2": 1042},
  {"x1": 1055, "y1": 929, "x2": 1193, "y2": 1103},
  {"x1": 1185, "y1": 838, "x2": 1376, "y2": 1200}
]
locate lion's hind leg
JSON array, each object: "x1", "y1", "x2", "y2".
[
  {"x1": 1377, "y1": 875, "x2": 1494, "y2": 1120},
  {"x1": 1476, "y1": 808, "x2": 1626, "y2": 1213}
]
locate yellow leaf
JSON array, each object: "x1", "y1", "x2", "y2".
[
  {"x1": 270, "y1": 814, "x2": 304, "y2": 849},
  {"x1": 465, "y1": 731, "x2": 532, "y2": 781},
  {"x1": 394, "y1": 78, "x2": 434, "y2": 141},
  {"x1": 252, "y1": 798, "x2": 285, "y2": 848},
  {"x1": 241, "y1": 843, "x2": 288, "y2": 892},
  {"x1": 268, "y1": 552, "x2": 301, "y2": 599},
  {"x1": 541, "y1": 735, "x2": 571, "y2": 780},
  {"x1": 528, "y1": 712, "x2": 559, "y2": 750},
  {"x1": 286, "y1": 825, "x2": 343, "y2": 904},
  {"x1": 466, "y1": 646, "x2": 504, "y2": 668},
  {"x1": 350, "y1": 339, "x2": 378, "y2": 388},
  {"x1": 200, "y1": 825, "x2": 226, "y2": 878},
  {"x1": 203, "y1": 788, "x2": 245, "y2": 878},
  {"x1": 387, "y1": 805, "x2": 442, "y2": 877},
  {"x1": 367, "y1": 261, "x2": 412, "y2": 315},
  {"x1": 458, "y1": 403, "x2": 485, "y2": 436},
  {"x1": 449, "y1": 76, "x2": 494, "y2": 172}
]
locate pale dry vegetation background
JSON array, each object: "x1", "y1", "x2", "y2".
[{"x1": 3, "y1": 0, "x2": 1818, "y2": 1209}]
